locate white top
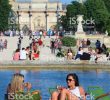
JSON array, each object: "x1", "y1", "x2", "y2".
[
  {"x1": 68, "y1": 87, "x2": 81, "y2": 98},
  {"x1": 39, "y1": 31, "x2": 43, "y2": 35},
  {"x1": 78, "y1": 50, "x2": 83, "y2": 55},
  {"x1": 20, "y1": 50, "x2": 27, "y2": 60}
]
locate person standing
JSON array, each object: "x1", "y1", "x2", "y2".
[
  {"x1": 50, "y1": 39, "x2": 55, "y2": 54},
  {"x1": 17, "y1": 38, "x2": 22, "y2": 50},
  {"x1": 39, "y1": 30, "x2": 43, "y2": 39},
  {"x1": 4, "y1": 39, "x2": 8, "y2": 49},
  {"x1": 0, "y1": 39, "x2": 4, "y2": 52}
]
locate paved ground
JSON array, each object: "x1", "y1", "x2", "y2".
[{"x1": 0, "y1": 36, "x2": 56, "y2": 61}]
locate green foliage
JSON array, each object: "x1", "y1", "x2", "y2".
[
  {"x1": 107, "y1": 48, "x2": 110, "y2": 53},
  {"x1": 60, "y1": 0, "x2": 110, "y2": 34},
  {"x1": 105, "y1": 15, "x2": 110, "y2": 36},
  {"x1": 60, "y1": 1, "x2": 87, "y2": 31},
  {"x1": 103, "y1": 0, "x2": 110, "y2": 13},
  {"x1": 0, "y1": 0, "x2": 11, "y2": 31},
  {"x1": 85, "y1": 0, "x2": 109, "y2": 32},
  {"x1": 67, "y1": 1, "x2": 87, "y2": 17},
  {"x1": 56, "y1": 51, "x2": 64, "y2": 57},
  {"x1": 61, "y1": 36, "x2": 76, "y2": 47}
]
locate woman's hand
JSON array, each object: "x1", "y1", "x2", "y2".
[{"x1": 24, "y1": 82, "x2": 32, "y2": 91}]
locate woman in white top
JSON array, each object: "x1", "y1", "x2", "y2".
[
  {"x1": 51, "y1": 73, "x2": 86, "y2": 100},
  {"x1": 75, "y1": 47, "x2": 83, "y2": 60}
]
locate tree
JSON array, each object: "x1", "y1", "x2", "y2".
[
  {"x1": 85, "y1": 0, "x2": 109, "y2": 32},
  {"x1": 60, "y1": 1, "x2": 87, "y2": 31},
  {"x1": 0, "y1": 0, "x2": 11, "y2": 31},
  {"x1": 103, "y1": 0, "x2": 110, "y2": 35},
  {"x1": 103, "y1": 0, "x2": 110, "y2": 13}
]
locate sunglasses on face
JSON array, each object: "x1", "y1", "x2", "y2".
[{"x1": 66, "y1": 79, "x2": 74, "y2": 82}]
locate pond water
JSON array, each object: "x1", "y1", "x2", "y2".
[{"x1": 0, "y1": 70, "x2": 110, "y2": 100}]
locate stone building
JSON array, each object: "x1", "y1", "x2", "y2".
[{"x1": 9, "y1": 0, "x2": 66, "y2": 31}]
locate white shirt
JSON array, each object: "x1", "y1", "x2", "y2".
[
  {"x1": 78, "y1": 50, "x2": 83, "y2": 55},
  {"x1": 68, "y1": 87, "x2": 81, "y2": 98},
  {"x1": 39, "y1": 31, "x2": 43, "y2": 35},
  {"x1": 20, "y1": 50, "x2": 27, "y2": 60}
]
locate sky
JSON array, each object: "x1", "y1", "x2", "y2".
[
  {"x1": 61, "y1": 0, "x2": 74, "y2": 4},
  {"x1": 16, "y1": 0, "x2": 76, "y2": 4}
]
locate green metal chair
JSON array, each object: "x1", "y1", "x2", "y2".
[
  {"x1": 32, "y1": 93, "x2": 41, "y2": 100},
  {"x1": 87, "y1": 86, "x2": 110, "y2": 100},
  {"x1": 49, "y1": 88, "x2": 57, "y2": 95},
  {"x1": 15, "y1": 90, "x2": 41, "y2": 100}
]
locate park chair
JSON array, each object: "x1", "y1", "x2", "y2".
[
  {"x1": 5, "y1": 90, "x2": 41, "y2": 100},
  {"x1": 87, "y1": 86, "x2": 110, "y2": 100},
  {"x1": 49, "y1": 88, "x2": 57, "y2": 95},
  {"x1": 31, "y1": 90, "x2": 41, "y2": 100}
]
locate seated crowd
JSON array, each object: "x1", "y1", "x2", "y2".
[
  {"x1": 13, "y1": 37, "x2": 42, "y2": 61},
  {"x1": 65, "y1": 39, "x2": 110, "y2": 63}
]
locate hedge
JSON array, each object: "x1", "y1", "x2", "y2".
[{"x1": 61, "y1": 36, "x2": 76, "y2": 47}]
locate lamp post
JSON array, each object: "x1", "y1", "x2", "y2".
[
  {"x1": 44, "y1": 3, "x2": 48, "y2": 31},
  {"x1": 28, "y1": 5, "x2": 32, "y2": 30}
]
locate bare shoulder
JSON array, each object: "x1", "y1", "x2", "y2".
[{"x1": 78, "y1": 86, "x2": 85, "y2": 94}]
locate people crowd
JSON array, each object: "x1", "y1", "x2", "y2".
[
  {"x1": 65, "y1": 39, "x2": 110, "y2": 63},
  {"x1": 12, "y1": 28, "x2": 65, "y2": 61},
  {"x1": 1, "y1": 28, "x2": 110, "y2": 63},
  {"x1": 50, "y1": 38, "x2": 62, "y2": 55},
  {"x1": 12, "y1": 30, "x2": 110, "y2": 63},
  {"x1": 13, "y1": 36, "x2": 42, "y2": 61}
]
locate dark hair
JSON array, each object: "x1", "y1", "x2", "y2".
[
  {"x1": 78, "y1": 47, "x2": 82, "y2": 51},
  {"x1": 66, "y1": 73, "x2": 79, "y2": 86},
  {"x1": 26, "y1": 46, "x2": 30, "y2": 50},
  {"x1": 15, "y1": 49, "x2": 20, "y2": 52},
  {"x1": 34, "y1": 50, "x2": 36, "y2": 53},
  {"x1": 67, "y1": 48, "x2": 73, "y2": 55},
  {"x1": 22, "y1": 48, "x2": 25, "y2": 50}
]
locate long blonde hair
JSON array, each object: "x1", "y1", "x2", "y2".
[{"x1": 8, "y1": 73, "x2": 24, "y2": 93}]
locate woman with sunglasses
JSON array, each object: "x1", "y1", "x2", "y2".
[{"x1": 51, "y1": 73, "x2": 86, "y2": 100}]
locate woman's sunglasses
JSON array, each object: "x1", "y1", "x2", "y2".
[{"x1": 66, "y1": 79, "x2": 74, "y2": 82}]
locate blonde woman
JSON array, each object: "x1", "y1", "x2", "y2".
[
  {"x1": 7, "y1": 73, "x2": 41, "y2": 100},
  {"x1": 7, "y1": 73, "x2": 31, "y2": 95}
]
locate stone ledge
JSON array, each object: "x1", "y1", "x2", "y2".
[{"x1": 0, "y1": 60, "x2": 110, "y2": 70}]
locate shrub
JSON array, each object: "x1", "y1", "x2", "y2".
[
  {"x1": 56, "y1": 51, "x2": 64, "y2": 57},
  {"x1": 56, "y1": 49, "x2": 64, "y2": 57},
  {"x1": 61, "y1": 36, "x2": 76, "y2": 47}
]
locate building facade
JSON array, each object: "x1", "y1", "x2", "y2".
[{"x1": 9, "y1": 0, "x2": 66, "y2": 31}]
